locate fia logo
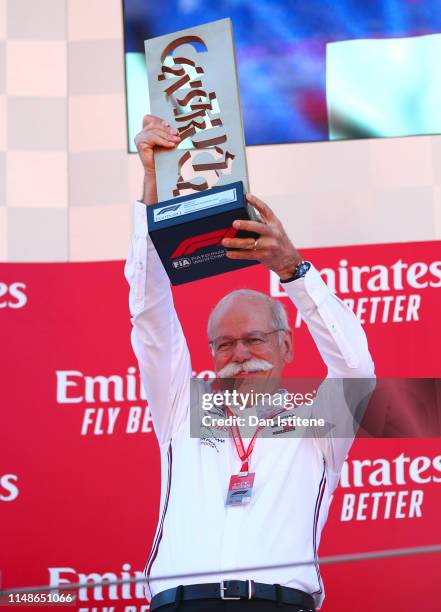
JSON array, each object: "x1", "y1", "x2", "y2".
[{"x1": 172, "y1": 258, "x2": 191, "y2": 269}]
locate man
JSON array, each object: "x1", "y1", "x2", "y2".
[{"x1": 125, "y1": 115, "x2": 375, "y2": 611}]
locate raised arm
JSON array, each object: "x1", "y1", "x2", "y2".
[
  {"x1": 222, "y1": 194, "x2": 375, "y2": 475},
  {"x1": 283, "y1": 263, "x2": 375, "y2": 475},
  {"x1": 221, "y1": 193, "x2": 374, "y2": 378},
  {"x1": 283, "y1": 266, "x2": 375, "y2": 378},
  {"x1": 124, "y1": 115, "x2": 192, "y2": 445}
]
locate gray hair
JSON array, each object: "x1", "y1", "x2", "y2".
[{"x1": 207, "y1": 289, "x2": 289, "y2": 341}]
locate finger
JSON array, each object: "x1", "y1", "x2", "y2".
[
  {"x1": 142, "y1": 114, "x2": 167, "y2": 129},
  {"x1": 221, "y1": 236, "x2": 256, "y2": 249},
  {"x1": 136, "y1": 129, "x2": 179, "y2": 149},
  {"x1": 142, "y1": 116, "x2": 180, "y2": 138},
  {"x1": 225, "y1": 249, "x2": 262, "y2": 261},
  {"x1": 161, "y1": 120, "x2": 179, "y2": 136},
  {"x1": 136, "y1": 133, "x2": 175, "y2": 150},
  {"x1": 148, "y1": 128, "x2": 180, "y2": 143},
  {"x1": 225, "y1": 237, "x2": 274, "y2": 251},
  {"x1": 231, "y1": 219, "x2": 273, "y2": 236},
  {"x1": 246, "y1": 193, "x2": 277, "y2": 223}
]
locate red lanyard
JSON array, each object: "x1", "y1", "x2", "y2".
[{"x1": 225, "y1": 407, "x2": 264, "y2": 473}]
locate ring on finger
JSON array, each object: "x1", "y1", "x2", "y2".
[{"x1": 253, "y1": 238, "x2": 259, "y2": 251}]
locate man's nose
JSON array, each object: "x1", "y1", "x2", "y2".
[{"x1": 231, "y1": 339, "x2": 251, "y2": 362}]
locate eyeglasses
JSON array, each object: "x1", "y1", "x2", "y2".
[{"x1": 209, "y1": 329, "x2": 287, "y2": 355}]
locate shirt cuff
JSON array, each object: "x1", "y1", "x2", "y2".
[{"x1": 282, "y1": 264, "x2": 331, "y2": 315}]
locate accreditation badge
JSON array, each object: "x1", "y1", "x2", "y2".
[{"x1": 225, "y1": 472, "x2": 255, "y2": 506}]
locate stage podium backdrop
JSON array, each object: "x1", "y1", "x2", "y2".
[{"x1": 2, "y1": 238, "x2": 441, "y2": 611}]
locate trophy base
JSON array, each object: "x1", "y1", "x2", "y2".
[{"x1": 147, "y1": 181, "x2": 260, "y2": 286}]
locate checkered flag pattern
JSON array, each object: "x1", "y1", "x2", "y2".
[{"x1": 0, "y1": 0, "x2": 440, "y2": 262}]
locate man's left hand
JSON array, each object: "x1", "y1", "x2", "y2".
[{"x1": 222, "y1": 194, "x2": 303, "y2": 281}]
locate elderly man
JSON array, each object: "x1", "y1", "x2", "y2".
[{"x1": 125, "y1": 115, "x2": 375, "y2": 611}]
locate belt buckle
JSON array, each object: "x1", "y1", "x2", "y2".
[{"x1": 220, "y1": 580, "x2": 241, "y2": 600}]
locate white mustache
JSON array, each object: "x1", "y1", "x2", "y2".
[{"x1": 217, "y1": 358, "x2": 274, "y2": 378}]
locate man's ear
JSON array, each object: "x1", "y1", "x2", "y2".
[{"x1": 283, "y1": 330, "x2": 294, "y2": 363}]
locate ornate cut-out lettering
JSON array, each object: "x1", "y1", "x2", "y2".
[
  {"x1": 159, "y1": 36, "x2": 208, "y2": 64},
  {"x1": 172, "y1": 148, "x2": 234, "y2": 197},
  {"x1": 158, "y1": 36, "x2": 235, "y2": 196},
  {"x1": 192, "y1": 149, "x2": 235, "y2": 173}
]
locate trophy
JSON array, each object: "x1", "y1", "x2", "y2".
[{"x1": 144, "y1": 18, "x2": 259, "y2": 285}]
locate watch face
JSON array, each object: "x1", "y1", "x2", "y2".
[
  {"x1": 295, "y1": 261, "x2": 311, "y2": 279},
  {"x1": 280, "y1": 261, "x2": 311, "y2": 283}
]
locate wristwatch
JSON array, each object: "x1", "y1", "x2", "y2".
[{"x1": 280, "y1": 260, "x2": 311, "y2": 284}]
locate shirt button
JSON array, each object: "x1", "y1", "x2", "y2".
[{"x1": 138, "y1": 261, "x2": 144, "y2": 270}]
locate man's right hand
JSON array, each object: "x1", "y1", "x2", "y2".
[
  {"x1": 134, "y1": 114, "x2": 181, "y2": 204},
  {"x1": 135, "y1": 114, "x2": 181, "y2": 173}
]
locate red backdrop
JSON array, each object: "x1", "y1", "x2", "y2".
[{"x1": 1, "y1": 239, "x2": 441, "y2": 611}]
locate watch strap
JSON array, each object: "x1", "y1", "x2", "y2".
[{"x1": 279, "y1": 260, "x2": 311, "y2": 284}]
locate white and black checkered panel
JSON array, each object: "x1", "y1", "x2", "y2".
[
  {"x1": 2, "y1": 0, "x2": 136, "y2": 262},
  {"x1": 247, "y1": 136, "x2": 439, "y2": 249},
  {"x1": 0, "y1": 0, "x2": 5, "y2": 258},
  {"x1": 1, "y1": 0, "x2": 441, "y2": 263},
  {"x1": 4, "y1": 0, "x2": 68, "y2": 261},
  {"x1": 66, "y1": 0, "x2": 134, "y2": 262}
]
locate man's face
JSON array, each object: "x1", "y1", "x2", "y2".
[{"x1": 209, "y1": 296, "x2": 293, "y2": 384}]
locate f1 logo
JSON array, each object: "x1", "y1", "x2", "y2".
[
  {"x1": 171, "y1": 227, "x2": 238, "y2": 259},
  {"x1": 172, "y1": 258, "x2": 191, "y2": 269}
]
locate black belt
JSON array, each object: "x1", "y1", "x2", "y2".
[{"x1": 150, "y1": 580, "x2": 315, "y2": 610}]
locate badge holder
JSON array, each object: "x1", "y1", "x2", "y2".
[{"x1": 226, "y1": 459, "x2": 255, "y2": 506}]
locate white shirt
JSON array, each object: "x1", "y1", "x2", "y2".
[{"x1": 125, "y1": 201, "x2": 375, "y2": 609}]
